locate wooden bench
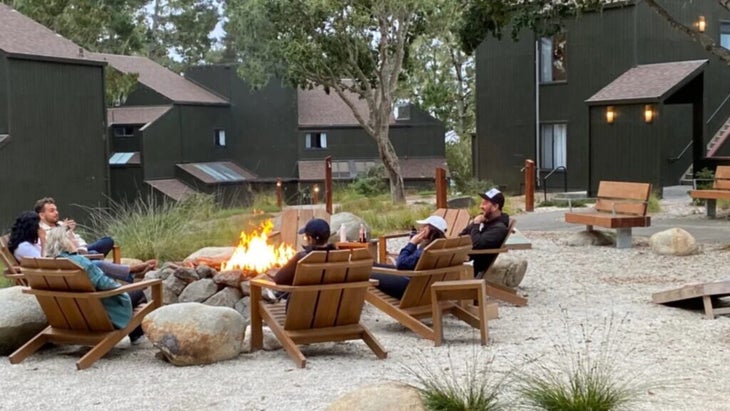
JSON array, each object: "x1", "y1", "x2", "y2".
[
  {"x1": 564, "y1": 181, "x2": 651, "y2": 249},
  {"x1": 689, "y1": 165, "x2": 730, "y2": 218}
]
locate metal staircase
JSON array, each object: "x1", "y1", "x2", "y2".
[{"x1": 679, "y1": 115, "x2": 730, "y2": 185}]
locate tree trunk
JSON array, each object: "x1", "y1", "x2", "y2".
[{"x1": 375, "y1": 126, "x2": 406, "y2": 204}]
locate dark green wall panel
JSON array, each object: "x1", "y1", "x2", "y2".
[
  {"x1": 141, "y1": 108, "x2": 182, "y2": 179},
  {"x1": 0, "y1": 58, "x2": 107, "y2": 229},
  {"x1": 0, "y1": 54, "x2": 7, "y2": 134}
]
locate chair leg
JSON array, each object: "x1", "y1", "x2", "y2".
[
  {"x1": 361, "y1": 328, "x2": 388, "y2": 359},
  {"x1": 476, "y1": 285, "x2": 489, "y2": 345},
  {"x1": 260, "y1": 307, "x2": 307, "y2": 368},
  {"x1": 76, "y1": 331, "x2": 126, "y2": 370},
  {"x1": 703, "y1": 295, "x2": 715, "y2": 319},
  {"x1": 250, "y1": 286, "x2": 263, "y2": 352},
  {"x1": 9, "y1": 327, "x2": 51, "y2": 364},
  {"x1": 431, "y1": 287, "x2": 444, "y2": 347}
]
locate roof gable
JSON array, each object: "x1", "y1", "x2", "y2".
[
  {"x1": 0, "y1": 4, "x2": 103, "y2": 64},
  {"x1": 586, "y1": 60, "x2": 708, "y2": 105},
  {"x1": 91, "y1": 52, "x2": 228, "y2": 105},
  {"x1": 298, "y1": 87, "x2": 396, "y2": 127}
]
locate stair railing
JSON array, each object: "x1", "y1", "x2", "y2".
[
  {"x1": 542, "y1": 166, "x2": 567, "y2": 202},
  {"x1": 668, "y1": 139, "x2": 693, "y2": 163}
]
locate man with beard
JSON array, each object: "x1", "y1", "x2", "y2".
[{"x1": 459, "y1": 188, "x2": 510, "y2": 277}]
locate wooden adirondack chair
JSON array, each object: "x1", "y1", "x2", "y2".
[
  {"x1": 377, "y1": 208, "x2": 471, "y2": 263},
  {"x1": 9, "y1": 257, "x2": 162, "y2": 370},
  {"x1": 249, "y1": 248, "x2": 386, "y2": 368},
  {"x1": 269, "y1": 207, "x2": 331, "y2": 251},
  {"x1": 0, "y1": 234, "x2": 26, "y2": 286},
  {"x1": 367, "y1": 236, "x2": 498, "y2": 344}
]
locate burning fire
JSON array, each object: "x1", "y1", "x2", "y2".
[{"x1": 221, "y1": 219, "x2": 296, "y2": 274}]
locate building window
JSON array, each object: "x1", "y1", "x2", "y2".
[
  {"x1": 540, "y1": 123, "x2": 567, "y2": 169},
  {"x1": 721, "y1": 22, "x2": 730, "y2": 49},
  {"x1": 305, "y1": 132, "x2": 327, "y2": 149},
  {"x1": 113, "y1": 126, "x2": 134, "y2": 137},
  {"x1": 214, "y1": 129, "x2": 226, "y2": 147},
  {"x1": 539, "y1": 33, "x2": 567, "y2": 83}
]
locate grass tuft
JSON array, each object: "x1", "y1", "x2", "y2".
[
  {"x1": 404, "y1": 348, "x2": 507, "y2": 411},
  {"x1": 515, "y1": 312, "x2": 649, "y2": 411}
]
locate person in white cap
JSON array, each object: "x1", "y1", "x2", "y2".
[
  {"x1": 459, "y1": 187, "x2": 510, "y2": 276},
  {"x1": 370, "y1": 215, "x2": 447, "y2": 299}
]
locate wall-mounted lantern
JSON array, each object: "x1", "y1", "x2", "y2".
[
  {"x1": 606, "y1": 106, "x2": 616, "y2": 124},
  {"x1": 313, "y1": 184, "x2": 320, "y2": 204},
  {"x1": 697, "y1": 16, "x2": 706, "y2": 33},
  {"x1": 644, "y1": 105, "x2": 655, "y2": 123}
]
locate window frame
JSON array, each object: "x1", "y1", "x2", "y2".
[
  {"x1": 720, "y1": 20, "x2": 730, "y2": 50},
  {"x1": 539, "y1": 32, "x2": 568, "y2": 84},
  {"x1": 113, "y1": 126, "x2": 135, "y2": 138},
  {"x1": 214, "y1": 129, "x2": 226, "y2": 147},
  {"x1": 539, "y1": 122, "x2": 568, "y2": 171},
  {"x1": 305, "y1": 132, "x2": 328, "y2": 149}
]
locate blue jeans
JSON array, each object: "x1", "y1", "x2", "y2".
[{"x1": 87, "y1": 236, "x2": 114, "y2": 256}]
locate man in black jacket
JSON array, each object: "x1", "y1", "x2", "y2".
[{"x1": 459, "y1": 188, "x2": 510, "y2": 276}]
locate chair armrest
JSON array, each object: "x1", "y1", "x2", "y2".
[
  {"x1": 377, "y1": 232, "x2": 410, "y2": 264},
  {"x1": 22, "y1": 279, "x2": 162, "y2": 299},
  {"x1": 372, "y1": 265, "x2": 467, "y2": 277},
  {"x1": 250, "y1": 278, "x2": 372, "y2": 293},
  {"x1": 468, "y1": 247, "x2": 508, "y2": 255},
  {"x1": 250, "y1": 278, "x2": 292, "y2": 292},
  {"x1": 85, "y1": 253, "x2": 105, "y2": 260}
]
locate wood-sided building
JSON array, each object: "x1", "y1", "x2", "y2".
[
  {"x1": 475, "y1": 1, "x2": 730, "y2": 194},
  {"x1": 94, "y1": 53, "x2": 257, "y2": 207},
  {"x1": 185, "y1": 65, "x2": 448, "y2": 192},
  {"x1": 0, "y1": 4, "x2": 107, "y2": 230}
]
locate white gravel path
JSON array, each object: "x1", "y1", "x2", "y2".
[{"x1": 2, "y1": 207, "x2": 730, "y2": 410}]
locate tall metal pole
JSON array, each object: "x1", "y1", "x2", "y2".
[{"x1": 325, "y1": 156, "x2": 333, "y2": 214}]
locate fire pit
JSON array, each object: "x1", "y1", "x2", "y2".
[{"x1": 221, "y1": 219, "x2": 296, "y2": 278}]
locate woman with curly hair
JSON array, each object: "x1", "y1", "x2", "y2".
[{"x1": 7, "y1": 211, "x2": 42, "y2": 261}]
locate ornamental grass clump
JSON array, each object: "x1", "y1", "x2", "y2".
[
  {"x1": 516, "y1": 312, "x2": 648, "y2": 411},
  {"x1": 404, "y1": 349, "x2": 508, "y2": 411}
]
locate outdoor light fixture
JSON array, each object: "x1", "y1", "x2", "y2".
[
  {"x1": 606, "y1": 106, "x2": 615, "y2": 124},
  {"x1": 697, "y1": 16, "x2": 706, "y2": 33},
  {"x1": 644, "y1": 105, "x2": 654, "y2": 123}
]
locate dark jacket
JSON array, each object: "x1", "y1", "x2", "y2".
[
  {"x1": 272, "y1": 243, "x2": 337, "y2": 286},
  {"x1": 459, "y1": 213, "x2": 510, "y2": 275},
  {"x1": 395, "y1": 243, "x2": 422, "y2": 270}
]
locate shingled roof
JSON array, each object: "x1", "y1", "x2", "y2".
[
  {"x1": 586, "y1": 60, "x2": 708, "y2": 105},
  {"x1": 90, "y1": 52, "x2": 228, "y2": 105},
  {"x1": 107, "y1": 105, "x2": 172, "y2": 126},
  {"x1": 298, "y1": 157, "x2": 448, "y2": 181},
  {"x1": 298, "y1": 87, "x2": 396, "y2": 127},
  {"x1": 0, "y1": 3, "x2": 104, "y2": 65}
]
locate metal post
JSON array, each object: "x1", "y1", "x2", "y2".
[
  {"x1": 524, "y1": 159, "x2": 535, "y2": 212},
  {"x1": 276, "y1": 178, "x2": 283, "y2": 209},
  {"x1": 325, "y1": 156, "x2": 333, "y2": 214},
  {"x1": 435, "y1": 167, "x2": 447, "y2": 208}
]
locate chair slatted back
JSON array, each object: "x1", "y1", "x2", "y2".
[
  {"x1": 432, "y1": 208, "x2": 472, "y2": 239},
  {"x1": 595, "y1": 181, "x2": 651, "y2": 216},
  {"x1": 286, "y1": 248, "x2": 372, "y2": 330},
  {"x1": 399, "y1": 236, "x2": 472, "y2": 309},
  {"x1": 279, "y1": 208, "x2": 331, "y2": 251},
  {"x1": 1, "y1": 234, "x2": 21, "y2": 274},
  {"x1": 713, "y1": 166, "x2": 730, "y2": 190},
  {"x1": 20, "y1": 257, "x2": 114, "y2": 332}
]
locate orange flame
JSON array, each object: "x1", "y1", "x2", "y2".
[{"x1": 221, "y1": 219, "x2": 296, "y2": 273}]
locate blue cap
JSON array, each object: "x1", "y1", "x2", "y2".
[{"x1": 298, "y1": 218, "x2": 331, "y2": 242}]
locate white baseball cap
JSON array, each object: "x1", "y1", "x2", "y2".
[{"x1": 415, "y1": 215, "x2": 447, "y2": 234}]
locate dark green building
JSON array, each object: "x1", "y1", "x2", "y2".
[
  {"x1": 475, "y1": 1, "x2": 730, "y2": 194},
  {"x1": 95, "y1": 53, "x2": 256, "y2": 207},
  {"x1": 0, "y1": 4, "x2": 108, "y2": 230}
]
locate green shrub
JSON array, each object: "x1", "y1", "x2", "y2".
[
  {"x1": 647, "y1": 190, "x2": 661, "y2": 213},
  {"x1": 349, "y1": 164, "x2": 388, "y2": 196},
  {"x1": 516, "y1": 313, "x2": 648, "y2": 411},
  {"x1": 405, "y1": 350, "x2": 507, "y2": 411}
]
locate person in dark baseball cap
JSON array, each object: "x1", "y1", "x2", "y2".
[
  {"x1": 459, "y1": 187, "x2": 510, "y2": 277},
  {"x1": 479, "y1": 188, "x2": 505, "y2": 210},
  {"x1": 269, "y1": 218, "x2": 335, "y2": 287},
  {"x1": 297, "y1": 218, "x2": 331, "y2": 243}
]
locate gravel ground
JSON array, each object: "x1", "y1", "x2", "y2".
[{"x1": 2, "y1": 203, "x2": 730, "y2": 410}]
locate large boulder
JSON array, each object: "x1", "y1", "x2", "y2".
[
  {"x1": 565, "y1": 230, "x2": 614, "y2": 246},
  {"x1": 204, "y1": 287, "x2": 243, "y2": 308},
  {"x1": 143, "y1": 303, "x2": 245, "y2": 366},
  {"x1": 330, "y1": 212, "x2": 369, "y2": 242},
  {"x1": 0, "y1": 287, "x2": 47, "y2": 356},
  {"x1": 447, "y1": 196, "x2": 475, "y2": 209},
  {"x1": 326, "y1": 382, "x2": 425, "y2": 411},
  {"x1": 178, "y1": 278, "x2": 218, "y2": 303},
  {"x1": 650, "y1": 228, "x2": 699, "y2": 256},
  {"x1": 484, "y1": 253, "x2": 528, "y2": 288}
]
